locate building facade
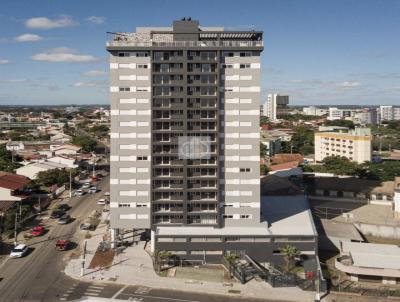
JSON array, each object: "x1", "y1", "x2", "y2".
[
  {"x1": 262, "y1": 94, "x2": 289, "y2": 121},
  {"x1": 314, "y1": 128, "x2": 372, "y2": 163},
  {"x1": 106, "y1": 19, "x2": 280, "y2": 262}
]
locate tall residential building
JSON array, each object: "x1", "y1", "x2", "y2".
[
  {"x1": 263, "y1": 94, "x2": 289, "y2": 120},
  {"x1": 379, "y1": 105, "x2": 394, "y2": 123},
  {"x1": 314, "y1": 128, "x2": 372, "y2": 164},
  {"x1": 359, "y1": 108, "x2": 378, "y2": 125},
  {"x1": 106, "y1": 19, "x2": 269, "y2": 262}
]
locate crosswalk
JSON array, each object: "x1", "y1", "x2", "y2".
[{"x1": 59, "y1": 283, "x2": 105, "y2": 300}]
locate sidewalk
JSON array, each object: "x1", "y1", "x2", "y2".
[{"x1": 64, "y1": 224, "x2": 315, "y2": 302}]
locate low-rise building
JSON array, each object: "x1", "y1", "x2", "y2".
[
  {"x1": 51, "y1": 144, "x2": 81, "y2": 156},
  {"x1": 335, "y1": 241, "x2": 400, "y2": 284},
  {"x1": 314, "y1": 128, "x2": 372, "y2": 163},
  {"x1": 16, "y1": 161, "x2": 69, "y2": 180},
  {"x1": 47, "y1": 156, "x2": 78, "y2": 168}
]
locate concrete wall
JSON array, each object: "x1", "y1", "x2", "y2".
[{"x1": 354, "y1": 222, "x2": 400, "y2": 239}]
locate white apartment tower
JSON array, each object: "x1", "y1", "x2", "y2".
[
  {"x1": 264, "y1": 94, "x2": 289, "y2": 121},
  {"x1": 106, "y1": 19, "x2": 271, "y2": 263}
]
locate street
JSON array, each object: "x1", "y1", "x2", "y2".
[{"x1": 0, "y1": 176, "x2": 109, "y2": 302}]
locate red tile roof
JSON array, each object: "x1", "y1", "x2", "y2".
[
  {"x1": 269, "y1": 161, "x2": 300, "y2": 172},
  {"x1": 0, "y1": 172, "x2": 31, "y2": 190},
  {"x1": 272, "y1": 153, "x2": 304, "y2": 165}
]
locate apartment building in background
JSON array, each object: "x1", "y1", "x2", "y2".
[
  {"x1": 106, "y1": 19, "x2": 317, "y2": 265},
  {"x1": 302, "y1": 106, "x2": 328, "y2": 117},
  {"x1": 261, "y1": 94, "x2": 289, "y2": 120},
  {"x1": 314, "y1": 127, "x2": 372, "y2": 163}
]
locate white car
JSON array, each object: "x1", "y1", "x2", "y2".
[
  {"x1": 10, "y1": 244, "x2": 29, "y2": 258},
  {"x1": 74, "y1": 189, "x2": 85, "y2": 196},
  {"x1": 82, "y1": 183, "x2": 91, "y2": 189},
  {"x1": 97, "y1": 198, "x2": 109, "y2": 205},
  {"x1": 104, "y1": 191, "x2": 110, "y2": 197},
  {"x1": 88, "y1": 187, "x2": 98, "y2": 194}
]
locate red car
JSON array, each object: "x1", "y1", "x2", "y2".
[{"x1": 30, "y1": 226, "x2": 45, "y2": 237}]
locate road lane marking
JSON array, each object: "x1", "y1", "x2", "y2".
[
  {"x1": 119, "y1": 293, "x2": 200, "y2": 302},
  {"x1": 84, "y1": 292, "x2": 100, "y2": 296},
  {"x1": 88, "y1": 285, "x2": 104, "y2": 289},
  {"x1": 86, "y1": 289, "x2": 102, "y2": 293},
  {"x1": 59, "y1": 298, "x2": 67, "y2": 301},
  {"x1": 111, "y1": 285, "x2": 128, "y2": 298}
]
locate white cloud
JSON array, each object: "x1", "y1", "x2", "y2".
[
  {"x1": 74, "y1": 82, "x2": 97, "y2": 87},
  {"x1": 83, "y1": 70, "x2": 107, "y2": 77},
  {"x1": 25, "y1": 16, "x2": 78, "y2": 29},
  {"x1": 0, "y1": 59, "x2": 9, "y2": 64},
  {"x1": 339, "y1": 81, "x2": 361, "y2": 88},
  {"x1": 14, "y1": 33, "x2": 43, "y2": 42},
  {"x1": 86, "y1": 16, "x2": 106, "y2": 24},
  {"x1": 31, "y1": 47, "x2": 97, "y2": 63}
]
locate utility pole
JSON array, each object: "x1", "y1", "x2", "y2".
[
  {"x1": 14, "y1": 212, "x2": 18, "y2": 246},
  {"x1": 69, "y1": 169, "x2": 72, "y2": 198},
  {"x1": 38, "y1": 196, "x2": 41, "y2": 214},
  {"x1": 81, "y1": 240, "x2": 87, "y2": 277}
]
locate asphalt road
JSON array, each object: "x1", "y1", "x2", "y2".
[{"x1": 0, "y1": 176, "x2": 110, "y2": 302}]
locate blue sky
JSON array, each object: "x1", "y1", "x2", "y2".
[{"x1": 0, "y1": 0, "x2": 399, "y2": 105}]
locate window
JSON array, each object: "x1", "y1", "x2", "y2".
[
  {"x1": 240, "y1": 214, "x2": 251, "y2": 219},
  {"x1": 118, "y1": 52, "x2": 130, "y2": 57},
  {"x1": 136, "y1": 52, "x2": 148, "y2": 57},
  {"x1": 119, "y1": 87, "x2": 130, "y2": 92},
  {"x1": 223, "y1": 215, "x2": 233, "y2": 218},
  {"x1": 240, "y1": 52, "x2": 252, "y2": 57},
  {"x1": 222, "y1": 64, "x2": 233, "y2": 69},
  {"x1": 240, "y1": 64, "x2": 251, "y2": 69},
  {"x1": 239, "y1": 168, "x2": 251, "y2": 172},
  {"x1": 137, "y1": 156, "x2": 148, "y2": 160},
  {"x1": 137, "y1": 64, "x2": 148, "y2": 69}
]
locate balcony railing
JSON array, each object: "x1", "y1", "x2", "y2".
[{"x1": 107, "y1": 40, "x2": 263, "y2": 48}]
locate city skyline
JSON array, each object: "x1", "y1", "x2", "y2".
[{"x1": 0, "y1": 0, "x2": 399, "y2": 105}]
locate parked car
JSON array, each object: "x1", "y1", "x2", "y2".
[
  {"x1": 55, "y1": 239, "x2": 71, "y2": 251},
  {"x1": 30, "y1": 226, "x2": 45, "y2": 237},
  {"x1": 74, "y1": 189, "x2": 85, "y2": 196},
  {"x1": 97, "y1": 198, "x2": 109, "y2": 205},
  {"x1": 57, "y1": 204, "x2": 70, "y2": 212},
  {"x1": 58, "y1": 214, "x2": 71, "y2": 225},
  {"x1": 82, "y1": 183, "x2": 91, "y2": 189},
  {"x1": 10, "y1": 244, "x2": 29, "y2": 258},
  {"x1": 104, "y1": 191, "x2": 110, "y2": 197},
  {"x1": 96, "y1": 173, "x2": 104, "y2": 179},
  {"x1": 50, "y1": 210, "x2": 64, "y2": 219},
  {"x1": 80, "y1": 222, "x2": 95, "y2": 231},
  {"x1": 88, "y1": 187, "x2": 98, "y2": 194}
]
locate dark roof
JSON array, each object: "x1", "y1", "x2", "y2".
[
  {"x1": 260, "y1": 175, "x2": 302, "y2": 196},
  {"x1": 0, "y1": 172, "x2": 30, "y2": 190},
  {"x1": 313, "y1": 177, "x2": 382, "y2": 193}
]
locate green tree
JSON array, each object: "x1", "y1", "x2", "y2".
[
  {"x1": 260, "y1": 142, "x2": 268, "y2": 158},
  {"x1": 325, "y1": 119, "x2": 355, "y2": 129},
  {"x1": 72, "y1": 135, "x2": 97, "y2": 152},
  {"x1": 280, "y1": 245, "x2": 300, "y2": 271},
  {"x1": 260, "y1": 116, "x2": 270, "y2": 126},
  {"x1": 260, "y1": 164, "x2": 269, "y2": 175},
  {"x1": 0, "y1": 144, "x2": 22, "y2": 172},
  {"x1": 36, "y1": 168, "x2": 78, "y2": 187}
]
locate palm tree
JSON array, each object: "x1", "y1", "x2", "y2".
[{"x1": 280, "y1": 245, "x2": 300, "y2": 271}]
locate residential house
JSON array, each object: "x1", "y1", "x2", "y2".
[{"x1": 16, "y1": 161, "x2": 69, "y2": 180}]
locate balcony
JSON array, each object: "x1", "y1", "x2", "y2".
[{"x1": 107, "y1": 40, "x2": 263, "y2": 48}]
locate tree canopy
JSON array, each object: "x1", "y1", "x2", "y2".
[{"x1": 72, "y1": 135, "x2": 97, "y2": 153}]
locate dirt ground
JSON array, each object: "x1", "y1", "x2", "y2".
[{"x1": 88, "y1": 248, "x2": 116, "y2": 269}]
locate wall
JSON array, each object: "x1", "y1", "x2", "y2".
[{"x1": 354, "y1": 222, "x2": 400, "y2": 239}]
